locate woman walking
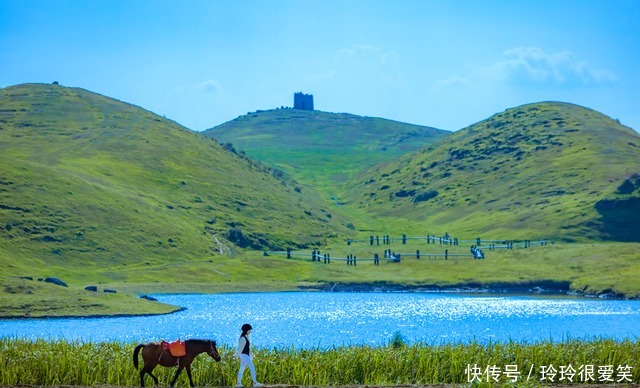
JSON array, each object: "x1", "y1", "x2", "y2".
[{"x1": 236, "y1": 324, "x2": 263, "y2": 387}]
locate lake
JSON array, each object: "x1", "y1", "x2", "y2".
[{"x1": 2, "y1": 292, "x2": 640, "y2": 348}]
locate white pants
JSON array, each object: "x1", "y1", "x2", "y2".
[{"x1": 237, "y1": 354, "x2": 257, "y2": 384}]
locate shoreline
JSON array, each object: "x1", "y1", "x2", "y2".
[
  {"x1": 299, "y1": 281, "x2": 630, "y2": 299},
  {"x1": 1, "y1": 281, "x2": 631, "y2": 320},
  {"x1": 0, "y1": 306, "x2": 187, "y2": 321}
]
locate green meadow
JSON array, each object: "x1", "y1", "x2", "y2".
[
  {"x1": 1, "y1": 338, "x2": 638, "y2": 386},
  {"x1": 3, "y1": 240, "x2": 639, "y2": 317}
]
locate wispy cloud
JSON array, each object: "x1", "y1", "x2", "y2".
[
  {"x1": 198, "y1": 79, "x2": 221, "y2": 93},
  {"x1": 335, "y1": 45, "x2": 399, "y2": 64},
  {"x1": 309, "y1": 45, "x2": 401, "y2": 87},
  {"x1": 433, "y1": 76, "x2": 471, "y2": 91},
  {"x1": 436, "y1": 47, "x2": 617, "y2": 90},
  {"x1": 487, "y1": 47, "x2": 618, "y2": 86}
]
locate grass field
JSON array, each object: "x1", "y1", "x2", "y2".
[
  {"x1": 1, "y1": 337, "x2": 638, "y2": 386},
  {"x1": 2, "y1": 240, "x2": 639, "y2": 318},
  {"x1": 287, "y1": 239, "x2": 640, "y2": 298}
]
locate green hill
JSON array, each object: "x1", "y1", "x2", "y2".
[
  {"x1": 204, "y1": 109, "x2": 449, "y2": 200},
  {"x1": 0, "y1": 83, "x2": 352, "y2": 315},
  {"x1": 2, "y1": 85, "x2": 640, "y2": 315},
  {"x1": 345, "y1": 102, "x2": 640, "y2": 241}
]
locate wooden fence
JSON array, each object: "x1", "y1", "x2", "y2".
[{"x1": 263, "y1": 236, "x2": 552, "y2": 266}]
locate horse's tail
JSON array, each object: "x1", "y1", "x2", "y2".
[{"x1": 133, "y1": 344, "x2": 145, "y2": 369}]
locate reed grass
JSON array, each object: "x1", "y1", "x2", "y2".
[{"x1": 1, "y1": 337, "x2": 638, "y2": 386}]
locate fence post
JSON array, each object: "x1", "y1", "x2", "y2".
[
  {"x1": 445, "y1": 249, "x2": 448, "y2": 260},
  {"x1": 287, "y1": 248, "x2": 291, "y2": 259},
  {"x1": 402, "y1": 234, "x2": 407, "y2": 244},
  {"x1": 477, "y1": 238, "x2": 481, "y2": 246},
  {"x1": 354, "y1": 255, "x2": 357, "y2": 266},
  {"x1": 416, "y1": 250, "x2": 420, "y2": 259}
]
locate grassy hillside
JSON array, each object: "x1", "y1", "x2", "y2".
[
  {"x1": 2, "y1": 85, "x2": 640, "y2": 318},
  {"x1": 345, "y1": 102, "x2": 640, "y2": 242},
  {"x1": 0, "y1": 83, "x2": 351, "y2": 316},
  {"x1": 204, "y1": 109, "x2": 449, "y2": 200}
]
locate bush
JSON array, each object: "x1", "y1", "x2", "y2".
[
  {"x1": 389, "y1": 331, "x2": 407, "y2": 348},
  {"x1": 413, "y1": 190, "x2": 439, "y2": 203},
  {"x1": 617, "y1": 179, "x2": 635, "y2": 194}
]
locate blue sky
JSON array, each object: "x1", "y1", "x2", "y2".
[{"x1": 1, "y1": 0, "x2": 639, "y2": 132}]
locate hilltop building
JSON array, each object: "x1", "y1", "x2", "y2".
[{"x1": 293, "y1": 92, "x2": 314, "y2": 111}]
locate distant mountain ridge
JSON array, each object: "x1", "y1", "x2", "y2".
[{"x1": 347, "y1": 102, "x2": 640, "y2": 241}]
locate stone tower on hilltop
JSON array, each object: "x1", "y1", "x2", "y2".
[{"x1": 293, "y1": 92, "x2": 314, "y2": 111}]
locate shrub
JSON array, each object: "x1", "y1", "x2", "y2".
[{"x1": 413, "y1": 190, "x2": 439, "y2": 203}]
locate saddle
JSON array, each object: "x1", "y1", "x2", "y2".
[{"x1": 161, "y1": 340, "x2": 186, "y2": 357}]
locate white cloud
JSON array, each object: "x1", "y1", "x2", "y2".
[
  {"x1": 307, "y1": 44, "x2": 402, "y2": 93},
  {"x1": 335, "y1": 45, "x2": 399, "y2": 64},
  {"x1": 483, "y1": 47, "x2": 618, "y2": 87},
  {"x1": 433, "y1": 76, "x2": 471, "y2": 91},
  {"x1": 436, "y1": 47, "x2": 617, "y2": 90},
  {"x1": 199, "y1": 79, "x2": 221, "y2": 93}
]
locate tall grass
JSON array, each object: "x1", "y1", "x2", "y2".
[{"x1": 1, "y1": 338, "x2": 638, "y2": 386}]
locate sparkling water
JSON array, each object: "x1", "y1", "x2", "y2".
[{"x1": 2, "y1": 292, "x2": 639, "y2": 348}]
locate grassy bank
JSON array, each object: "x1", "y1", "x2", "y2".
[
  {"x1": 1, "y1": 242, "x2": 639, "y2": 318},
  {"x1": 0, "y1": 277, "x2": 182, "y2": 318},
  {"x1": 0, "y1": 338, "x2": 638, "y2": 386},
  {"x1": 300, "y1": 241, "x2": 640, "y2": 298}
]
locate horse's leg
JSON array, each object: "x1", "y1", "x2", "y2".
[
  {"x1": 148, "y1": 368, "x2": 160, "y2": 386},
  {"x1": 170, "y1": 364, "x2": 185, "y2": 387},
  {"x1": 185, "y1": 364, "x2": 195, "y2": 387},
  {"x1": 140, "y1": 363, "x2": 160, "y2": 387},
  {"x1": 139, "y1": 368, "x2": 146, "y2": 388}
]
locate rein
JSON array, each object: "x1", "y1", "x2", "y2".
[{"x1": 208, "y1": 340, "x2": 217, "y2": 357}]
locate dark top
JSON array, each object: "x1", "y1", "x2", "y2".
[{"x1": 241, "y1": 334, "x2": 250, "y2": 355}]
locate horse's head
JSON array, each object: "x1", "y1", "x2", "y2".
[{"x1": 208, "y1": 340, "x2": 221, "y2": 362}]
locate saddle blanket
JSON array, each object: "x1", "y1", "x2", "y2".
[{"x1": 161, "y1": 340, "x2": 186, "y2": 357}]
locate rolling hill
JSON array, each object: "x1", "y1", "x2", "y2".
[
  {"x1": 2, "y1": 84, "x2": 640, "y2": 315},
  {"x1": 204, "y1": 109, "x2": 449, "y2": 200},
  {"x1": 0, "y1": 83, "x2": 351, "y2": 282},
  {"x1": 345, "y1": 102, "x2": 640, "y2": 241}
]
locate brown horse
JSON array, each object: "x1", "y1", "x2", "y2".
[{"x1": 133, "y1": 339, "x2": 221, "y2": 387}]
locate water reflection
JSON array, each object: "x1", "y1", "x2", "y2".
[{"x1": 1, "y1": 292, "x2": 640, "y2": 348}]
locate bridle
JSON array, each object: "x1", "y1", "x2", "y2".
[{"x1": 208, "y1": 340, "x2": 220, "y2": 359}]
